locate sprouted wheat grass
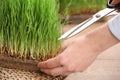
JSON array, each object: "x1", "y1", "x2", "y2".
[{"x1": 0, "y1": 0, "x2": 61, "y2": 60}]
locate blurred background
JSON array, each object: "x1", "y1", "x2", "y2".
[
  {"x1": 59, "y1": 0, "x2": 107, "y2": 24},
  {"x1": 59, "y1": 0, "x2": 106, "y2": 15}
]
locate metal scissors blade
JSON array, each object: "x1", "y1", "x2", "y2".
[{"x1": 58, "y1": 8, "x2": 115, "y2": 40}]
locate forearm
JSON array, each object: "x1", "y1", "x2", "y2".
[{"x1": 85, "y1": 23, "x2": 119, "y2": 53}]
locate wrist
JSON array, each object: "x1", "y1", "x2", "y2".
[{"x1": 85, "y1": 23, "x2": 119, "y2": 53}]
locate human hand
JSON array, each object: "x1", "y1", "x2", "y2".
[
  {"x1": 38, "y1": 24, "x2": 119, "y2": 76},
  {"x1": 111, "y1": 0, "x2": 120, "y2": 5},
  {"x1": 37, "y1": 36, "x2": 100, "y2": 76},
  {"x1": 111, "y1": 0, "x2": 120, "y2": 11}
]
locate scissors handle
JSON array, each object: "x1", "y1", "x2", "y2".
[{"x1": 107, "y1": 0, "x2": 120, "y2": 9}]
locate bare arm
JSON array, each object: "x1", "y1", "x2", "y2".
[
  {"x1": 38, "y1": 0, "x2": 120, "y2": 76},
  {"x1": 38, "y1": 23, "x2": 119, "y2": 76}
]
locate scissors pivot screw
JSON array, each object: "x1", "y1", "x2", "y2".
[{"x1": 95, "y1": 14, "x2": 101, "y2": 18}]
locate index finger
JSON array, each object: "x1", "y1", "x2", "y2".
[{"x1": 37, "y1": 57, "x2": 61, "y2": 69}]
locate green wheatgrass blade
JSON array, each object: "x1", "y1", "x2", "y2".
[
  {"x1": 0, "y1": 0, "x2": 61, "y2": 61},
  {"x1": 0, "y1": 1, "x2": 3, "y2": 53}
]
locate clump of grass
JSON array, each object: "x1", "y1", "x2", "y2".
[{"x1": 0, "y1": 0, "x2": 61, "y2": 61}]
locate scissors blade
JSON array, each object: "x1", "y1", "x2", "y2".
[{"x1": 58, "y1": 8, "x2": 115, "y2": 40}]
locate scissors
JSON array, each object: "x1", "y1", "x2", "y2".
[{"x1": 58, "y1": 0, "x2": 120, "y2": 40}]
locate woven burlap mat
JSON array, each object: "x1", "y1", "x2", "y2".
[{"x1": 0, "y1": 67, "x2": 63, "y2": 80}]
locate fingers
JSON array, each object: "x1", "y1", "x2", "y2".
[
  {"x1": 37, "y1": 43, "x2": 71, "y2": 76},
  {"x1": 37, "y1": 43, "x2": 68, "y2": 70},
  {"x1": 111, "y1": 0, "x2": 120, "y2": 5},
  {"x1": 117, "y1": 9, "x2": 120, "y2": 12},
  {"x1": 38, "y1": 57, "x2": 61, "y2": 69},
  {"x1": 40, "y1": 67, "x2": 72, "y2": 76}
]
